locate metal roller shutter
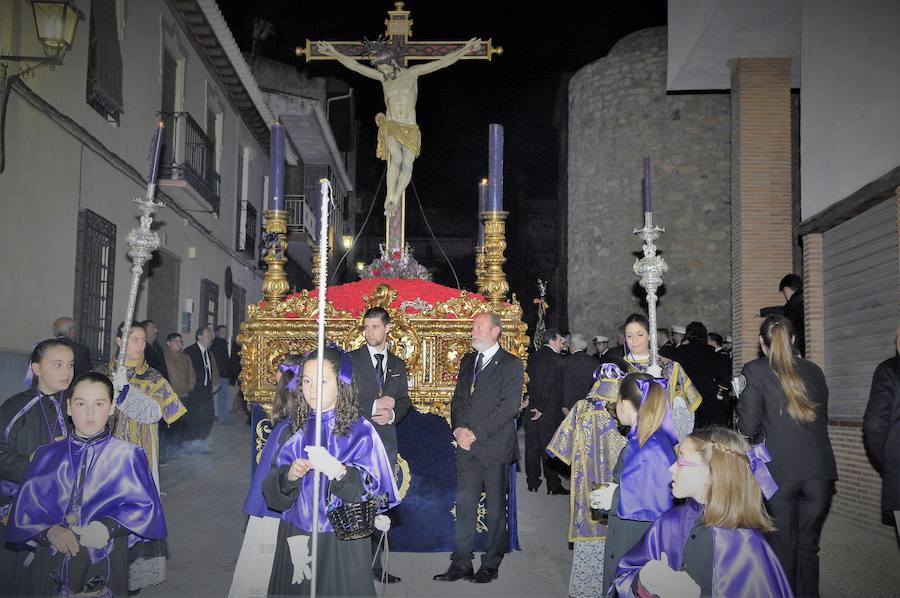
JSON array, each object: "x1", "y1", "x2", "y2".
[{"x1": 823, "y1": 198, "x2": 899, "y2": 418}]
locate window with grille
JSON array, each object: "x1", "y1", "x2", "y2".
[
  {"x1": 146, "y1": 250, "x2": 181, "y2": 338},
  {"x1": 199, "y1": 279, "x2": 220, "y2": 331},
  {"x1": 86, "y1": 0, "x2": 123, "y2": 123},
  {"x1": 74, "y1": 210, "x2": 116, "y2": 365},
  {"x1": 235, "y1": 147, "x2": 256, "y2": 257}
]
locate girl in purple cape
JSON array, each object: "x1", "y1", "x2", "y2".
[
  {"x1": 613, "y1": 427, "x2": 793, "y2": 598},
  {"x1": 594, "y1": 372, "x2": 678, "y2": 595},
  {"x1": 232, "y1": 349, "x2": 399, "y2": 597}
]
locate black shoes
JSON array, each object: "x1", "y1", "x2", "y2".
[
  {"x1": 433, "y1": 564, "x2": 474, "y2": 582},
  {"x1": 472, "y1": 567, "x2": 499, "y2": 583},
  {"x1": 373, "y1": 568, "x2": 401, "y2": 583},
  {"x1": 527, "y1": 483, "x2": 541, "y2": 492},
  {"x1": 547, "y1": 486, "x2": 570, "y2": 495}
]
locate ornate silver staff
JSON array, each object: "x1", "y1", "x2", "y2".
[
  {"x1": 633, "y1": 157, "x2": 667, "y2": 377},
  {"x1": 532, "y1": 278, "x2": 548, "y2": 351},
  {"x1": 115, "y1": 122, "x2": 165, "y2": 386}
]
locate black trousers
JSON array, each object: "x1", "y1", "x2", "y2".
[
  {"x1": 766, "y1": 478, "x2": 834, "y2": 598},
  {"x1": 524, "y1": 417, "x2": 562, "y2": 490},
  {"x1": 451, "y1": 451, "x2": 508, "y2": 570}
]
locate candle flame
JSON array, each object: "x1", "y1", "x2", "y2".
[{"x1": 480, "y1": 178, "x2": 488, "y2": 185}]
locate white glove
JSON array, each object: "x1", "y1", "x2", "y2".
[
  {"x1": 374, "y1": 514, "x2": 391, "y2": 532},
  {"x1": 111, "y1": 366, "x2": 128, "y2": 395},
  {"x1": 286, "y1": 534, "x2": 312, "y2": 585},
  {"x1": 589, "y1": 483, "x2": 617, "y2": 511},
  {"x1": 304, "y1": 446, "x2": 345, "y2": 480},
  {"x1": 71, "y1": 521, "x2": 110, "y2": 549},
  {"x1": 639, "y1": 552, "x2": 701, "y2": 598}
]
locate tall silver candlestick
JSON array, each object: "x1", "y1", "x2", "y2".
[
  {"x1": 633, "y1": 212, "x2": 668, "y2": 376},
  {"x1": 115, "y1": 194, "x2": 164, "y2": 382}
]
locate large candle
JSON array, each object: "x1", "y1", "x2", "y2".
[
  {"x1": 148, "y1": 122, "x2": 164, "y2": 187},
  {"x1": 643, "y1": 156, "x2": 652, "y2": 214},
  {"x1": 270, "y1": 121, "x2": 285, "y2": 211},
  {"x1": 478, "y1": 178, "x2": 488, "y2": 245},
  {"x1": 487, "y1": 124, "x2": 503, "y2": 212}
]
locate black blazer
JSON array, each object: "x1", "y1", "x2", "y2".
[
  {"x1": 737, "y1": 357, "x2": 837, "y2": 482},
  {"x1": 863, "y1": 355, "x2": 900, "y2": 512},
  {"x1": 184, "y1": 343, "x2": 216, "y2": 396},
  {"x1": 563, "y1": 351, "x2": 599, "y2": 410},
  {"x1": 349, "y1": 346, "x2": 411, "y2": 462},
  {"x1": 451, "y1": 348, "x2": 525, "y2": 465}
]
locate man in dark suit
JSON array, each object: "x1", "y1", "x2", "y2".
[
  {"x1": 780, "y1": 274, "x2": 806, "y2": 356},
  {"x1": 434, "y1": 312, "x2": 525, "y2": 584},
  {"x1": 350, "y1": 307, "x2": 411, "y2": 583},
  {"x1": 673, "y1": 321, "x2": 724, "y2": 429},
  {"x1": 52, "y1": 317, "x2": 93, "y2": 377},
  {"x1": 140, "y1": 319, "x2": 169, "y2": 380},
  {"x1": 863, "y1": 326, "x2": 900, "y2": 536},
  {"x1": 180, "y1": 326, "x2": 218, "y2": 453},
  {"x1": 524, "y1": 328, "x2": 567, "y2": 494},
  {"x1": 708, "y1": 332, "x2": 734, "y2": 426},
  {"x1": 563, "y1": 333, "x2": 599, "y2": 412}
]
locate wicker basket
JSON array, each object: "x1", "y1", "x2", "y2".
[{"x1": 326, "y1": 492, "x2": 377, "y2": 541}]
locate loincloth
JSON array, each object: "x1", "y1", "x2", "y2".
[{"x1": 376, "y1": 113, "x2": 421, "y2": 160}]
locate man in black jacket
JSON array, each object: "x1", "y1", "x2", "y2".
[
  {"x1": 863, "y1": 326, "x2": 900, "y2": 536},
  {"x1": 350, "y1": 307, "x2": 411, "y2": 583},
  {"x1": 563, "y1": 334, "x2": 598, "y2": 412},
  {"x1": 524, "y1": 329, "x2": 567, "y2": 494},
  {"x1": 210, "y1": 325, "x2": 234, "y2": 425},
  {"x1": 52, "y1": 317, "x2": 93, "y2": 378},
  {"x1": 673, "y1": 322, "x2": 726, "y2": 429},
  {"x1": 140, "y1": 319, "x2": 169, "y2": 381},
  {"x1": 434, "y1": 312, "x2": 524, "y2": 584},
  {"x1": 180, "y1": 326, "x2": 218, "y2": 453},
  {"x1": 780, "y1": 274, "x2": 806, "y2": 356}
]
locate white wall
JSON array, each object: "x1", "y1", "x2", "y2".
[
  {"x1": 801, "y1": 0, "x2": 900, "y2": 219},
  {"x1": 0, "y1": 0, "x2": 267, "y2": 356}
]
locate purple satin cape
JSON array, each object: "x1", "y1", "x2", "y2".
[
  {"x1": 617, "y1": 428, "x2": 676, "y2": 521},
  {"x1": 6, "y1": 431, "x2": 167, "y2": 563},
  {"x1": 257, "y1": 410, "x2": 400, "y2": 532},
  {"x1": 614, "y1": 500, "x2": 794, "y2": 598},
  {"x1": 243, "y1": 418, "x2": 292, "y2": 518}
]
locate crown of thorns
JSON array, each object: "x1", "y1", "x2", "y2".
[{"x1": 362, "y1": 36, "x2": 400, "y2": 66}]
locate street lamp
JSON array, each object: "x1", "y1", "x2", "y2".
[{"x1": 0, "y1": 0, "x2": 85, "y2": 174}]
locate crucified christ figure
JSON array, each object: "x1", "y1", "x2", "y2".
[{"x1": 317, "y1": 37, "x2": 481, "y2": 215}]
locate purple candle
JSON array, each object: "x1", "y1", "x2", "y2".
[
  {"x1": 478, "y1": 178, "x2": 488, "y2": 245},
  {"x1": 148, "y1": 122, "x2": 164, "y2": 186},
  {"x1": 643, "y1": 156, "x2": 652, "y2": 214},
  {"x1": 487, "y1": 124, "x2": 503, "y2": 212},
  {"x1": 270, "y1": 121, "x2": 285, "y2": 211}
]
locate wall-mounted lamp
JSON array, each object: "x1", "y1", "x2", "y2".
[
  {"x1": 342, "y1": 233, "x2": 353, "y2": 250},
  {"x1": 0, "y1": 1, "x2": 85, "y2": 174}
]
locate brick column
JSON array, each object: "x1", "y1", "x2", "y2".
[
  {"x1": 803, "y1": 233, "x2": 825, "y2": 368},
  {"x1": 729, "y1": 58, "x2": 794, "y2": 369}
]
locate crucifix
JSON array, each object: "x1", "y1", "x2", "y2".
[{"x1": 297, "y1": 1, "x2": 502, "y2": 253}]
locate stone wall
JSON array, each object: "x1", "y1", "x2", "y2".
[{"x1": 567, "y1": 27, "x2": 732, "y2": 339}]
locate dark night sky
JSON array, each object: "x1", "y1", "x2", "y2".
[{"x1": 219, "y1": 0, "x2": 665, "y2": 251}]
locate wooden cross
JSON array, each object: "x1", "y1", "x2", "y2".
[{"x1": 296, "y1": 2, "x2": 503, "y2": 65}]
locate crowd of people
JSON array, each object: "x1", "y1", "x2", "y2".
[{"x1": 1, "y1": 266, "x2": 898, "y2": 597}]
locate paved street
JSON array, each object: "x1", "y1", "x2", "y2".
[{"x1": 146, "y1": 421, "x2": 900, "y2": 597}]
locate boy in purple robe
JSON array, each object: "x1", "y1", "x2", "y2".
[
  {"x1": 231, "y1": 348, "x2": 399, "y2": 597},
  {"x1": 613, "y1": 427, "x2": 792, "y2": 598},
  {"x1": 6, "y1": 372, "x2": 166, "y2": 596}
]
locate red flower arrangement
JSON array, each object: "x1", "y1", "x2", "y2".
[{"x1": 361, "y1": 244, "x2": 430, "y2": 281}]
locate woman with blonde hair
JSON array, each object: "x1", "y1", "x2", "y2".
[
  {"x1": 612, "y1": 427, "x2": 792, "y2": 597},
  {"x1": 738, "y1": 314, "x2": 836, "y2": 597}
]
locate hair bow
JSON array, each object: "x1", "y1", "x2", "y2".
[
  {"x1": 598, "y1": 362, "x2": 626, "y2": 381},
  {"x1": 746, "y1": 443, "x2": 779, "y2": 500},
  {"x1": 326, "y1": 342, "x2": 354, "y2": 385},
  {"x1": 634, "y1": 377, "x2": 669, "y2": 403},
  {"x1": 277, "y1": 362, "x2": 302, "y2": 391}
]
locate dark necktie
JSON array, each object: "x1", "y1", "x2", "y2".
[
  {"x1": 470, "y1": 353, "x2": 484, "y2": 394},
  {"x1": 374, "y1": 354, "x2": 385, "y2": 393}
]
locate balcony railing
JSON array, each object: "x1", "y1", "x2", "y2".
[
  {"x1": 159, "y1": 111, "x2": 221, "y2": 213},
  {"x1": 285, "y1": 195, "x2": 317, "y2": 243}
]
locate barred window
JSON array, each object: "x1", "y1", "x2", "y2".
[
  {"x1": 146, "y1": 250, "x2": 181, "y2": 338},
  {"x1": 199, "y1": 279, "x2": 219, "y2": 331},
  {"x1": 74, "y1": 210, "x2": 116, "y2": 365},
  {"x1": 86, "y1": 0, "x2": 124, "y2": 123}
]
